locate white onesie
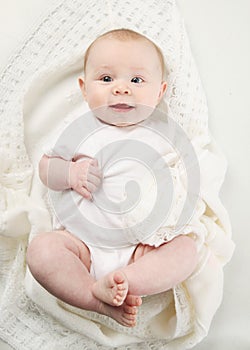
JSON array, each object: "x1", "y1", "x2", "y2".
[{"x1": 46, "y1": 111, "x2": 199, "y2": 279}]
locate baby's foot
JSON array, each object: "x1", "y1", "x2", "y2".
[
  {"x1": 92, "y1": 270, "x2": 128, "y2": 306},
  {"x1": 99, "y1": 294, "x2": 142, "y2": 327}
]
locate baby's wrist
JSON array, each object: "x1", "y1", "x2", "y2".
[
  {"x1": 67, "y1": 161, "x2": 76, "y2": 189},
  {"x1": 47, "y1": 157, "x2": 72, "y2": 190}
]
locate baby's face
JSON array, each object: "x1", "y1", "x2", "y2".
[{"x1": 79, "y1": 37, "x2": 167, "y2": 126}]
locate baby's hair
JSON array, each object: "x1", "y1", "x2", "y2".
[{"x1": 83, "y1": 28, "x2": 167, "y2": 79}]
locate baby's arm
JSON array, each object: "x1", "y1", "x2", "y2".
[{"x1": 39, "y1": 155, "x2": 102, "y2": 199}]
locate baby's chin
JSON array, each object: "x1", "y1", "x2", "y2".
[
  {"x1": 93, "y1": 106, "x2": 155, "y2": 127},
  {"x1": 97, "y1": 117, "x2": 145, "y2": 127},
  {"x1": 95, "y1": 118, "x2": 137, "y2": 127}
]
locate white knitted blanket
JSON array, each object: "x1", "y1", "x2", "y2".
[{"x1": 0, "y1": 1, "x2": 234, "y2": 349}]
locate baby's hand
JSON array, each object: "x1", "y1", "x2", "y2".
[{"x1": 69, "y1": 158, "x2": 102, "y2": 200}]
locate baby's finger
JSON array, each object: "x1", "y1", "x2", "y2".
[
  {"x1": 87, "y1": 164, "x2": 102, "y2": 181},
  {"x1": 85, "y1": 181, "x2": 98, "y2": 193},
  {"x1": 87, "y1": 172, "x2": 102, "y2": 188},
  {"x1": 88, "y1": 164, "x2": 102, "y2": 178},
  {"x1": 75, "y1": 186, "x2": 93, "y2": 200},
  {"x1": 89, "y1": 158, "x2": 98, "y2": 167}
]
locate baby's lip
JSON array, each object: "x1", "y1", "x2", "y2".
[{"x1": 109, "y1": 103, "x2": 135, "y2": 111}]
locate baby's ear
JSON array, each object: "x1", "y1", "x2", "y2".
[
  {"x1": 158, "y1": 81, "x2": 168, "y2": 102},
  {"x1": 78, "y1": 77, "x2": 87, "y2": 100}
]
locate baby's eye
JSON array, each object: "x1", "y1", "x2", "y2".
[
  {"x1": 101, "y1": 76, "x2": 112, "y2": 82},
  {"x1": 131, "y1": 77, "x2": 143, "y2": 84}
]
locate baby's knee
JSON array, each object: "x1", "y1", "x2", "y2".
[
  {"x1": 26, "y1": 232, "x2": 58, "y2": 273},
  {"x1": 176, "y1": 234, "x2": 199, "y2": 267}
]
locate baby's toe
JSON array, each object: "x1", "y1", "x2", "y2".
[
  {"x1": 125, "y1": 294, "x2": 142, "y2": 307},
  {"x1": 113, "y1": 271, "x2": 126, "y2": 284},
  {"x1": 113, "y1": 297, "x2": 123, "y2": 306},
  {"x1": 123, "y1": 304, "x2": 137, "y2": 315}
]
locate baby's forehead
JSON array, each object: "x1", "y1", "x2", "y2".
[
  {"x1": 90, "y1": 36, "x2": 155, "y2": 53},
  {"x1": 86, "y1": 36, "x2": 161, "y2": 65}
]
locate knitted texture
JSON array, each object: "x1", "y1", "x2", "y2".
[{"x1": 0, "y1": 1, "x2": 234, "y2": 349}]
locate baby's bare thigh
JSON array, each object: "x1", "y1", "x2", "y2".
[
  {"x1": 54, "y1": 230, "x2": 91, "y2": 271},
  {"x1": 129, "y1": 243, "x2": 158, "y2": 263}
]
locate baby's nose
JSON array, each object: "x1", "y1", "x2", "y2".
[{"x1": 112, "y1": 82, "x2": 131, "y2": 95}]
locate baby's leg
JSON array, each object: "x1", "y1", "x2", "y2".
[
  {"x1": 27, "y1": 230, "x2": 94, "y2": 308},
  {"x1": 122, "y1": 235, "x2": 198, "y2": 296},
  {"x1": 26, "y1": 231, "x2": 141, "y2": 327}
]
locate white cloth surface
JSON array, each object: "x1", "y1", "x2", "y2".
[
  {"x1": 45, "y1": 112, "x2": 177, "y2": 248},
  {"x1": 45, "y1": 111, "x2": 208, "y2": 279},
  {"x1": 0, "y1": 0, "x2": 235, "y2": 349},
  {"x1": 88, "y1": 245, "x2": 135, "y2": 281}
]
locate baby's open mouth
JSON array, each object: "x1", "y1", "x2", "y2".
[{"x1": 109, "y1": 103, "x2": 135, "y2": 111}]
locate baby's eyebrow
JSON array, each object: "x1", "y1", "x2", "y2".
[
  {"x1": 93, "y1": 65, "x2": 153, "y2": 77},
  {"x1": 130, "y1": 67, "x2": 152, "y2": 75},
  {"x1": 93, "y1": 66, "x2": 113, "y2": 75},
  {"x1": 96, "y1": 65, "x2": 113, "y2": 71}
]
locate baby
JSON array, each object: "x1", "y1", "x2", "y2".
[{"x1": 27, "y1": 29, "x2": 198, "y2": 327}]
